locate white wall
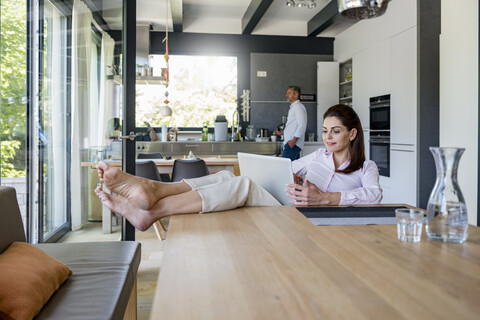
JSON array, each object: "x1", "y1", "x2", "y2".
[{"x1": 440, "y1": 0, "x2": 478, "y2": 225}]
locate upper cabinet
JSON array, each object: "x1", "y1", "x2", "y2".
[{"x1": 390, "y1": 27, "x2": 417, "y2": 146}]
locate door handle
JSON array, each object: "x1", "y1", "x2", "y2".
[{"x1": 119, "y1": 131, "x2": 136, "y2": 141}]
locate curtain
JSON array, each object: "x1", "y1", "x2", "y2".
[
  {"x1": 71, "y1": 0, "x2": 92, "y2": 230},
  {"x1": 45, "y1": 1, "x2": 67, "y2": 228},
  {"x1": 97, "y1": 32, "x2": 115, "y2": 147}
]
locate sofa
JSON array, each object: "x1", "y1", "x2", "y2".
[{"x1": 0, "y1": 186, "x2": 141, "y2": 320}]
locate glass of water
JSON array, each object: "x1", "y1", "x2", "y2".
[{"x1": 395, "y1": 208, "x2": 424, "y2": 242}]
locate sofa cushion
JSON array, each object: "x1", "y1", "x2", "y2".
[
  {"x1": 34, "y1": 241, "x2": 141, "y2": 320},
  {"x1": 0, "y1": 186, "x2": 26, "y2": 254},
  {"x1": 0, "y1": 242, "x2": 72, "y2": 320}
]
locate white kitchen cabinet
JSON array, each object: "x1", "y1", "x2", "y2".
[
  {"x1": 317, "y1": 62, "x2": 339, "y2": 138},
  {"x1": 300, "y1": 142, "x2": 325, "y2": 157},
  {"x1": 390, "y1": 147, "x2": 417, "y2": 206},
  {"x1": 352, "y1": 40, "x2": 390, "y2": 129},
  {"x1": 390, "y1": 27, "x2": 417, "y2": 145}
]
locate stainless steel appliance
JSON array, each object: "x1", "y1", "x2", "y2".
[
  {"x1": 369, "y1": 94, "x2": 390, "y2": 177},
  {"x1": 369, "y1": 94, "x2": 390, "y2": 130}
]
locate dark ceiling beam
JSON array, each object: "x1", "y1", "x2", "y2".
[
  {"x1": 241, "y1": 0, "x2": 274, "y2": 35},
  {"x1": 307, "y1": 0, "x2": 340, "y2": 37},
  {"x1": 170, "y1": 0, "x2": 183, "y2": 32}
]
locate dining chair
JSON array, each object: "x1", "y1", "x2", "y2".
[
  {"x1": 171, "y1": 159, "x2": 210, "y2": 182},
  {"x1": 135, "y1": 160, "x2": 167, "y2": 240},
  {"x1": 137, "y1": 152, "x2": 163, "y2": 159},
  {"x1": 136, "y1": 152, "x2": 170, "y2": 182}
]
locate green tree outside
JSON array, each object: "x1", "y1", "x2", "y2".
[{"x1": 0, "y1": 0, "x2": 27, "y2": 177}]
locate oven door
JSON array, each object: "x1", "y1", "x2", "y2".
[
  {"x1": 370, "y1": 105, "x2": 390, "y2": 130},
  {"x1": 370, "y1": 139, "x2": 390, "y2": 177}
]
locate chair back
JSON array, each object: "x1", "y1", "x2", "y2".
[
  {"x1": 0, "y1": 186, "x2": 26, "y2": 254},
  {"x1": 171, "y1": 159, "x2": 210, "y2": 182},
  {"x1": 137, "y1": 152, "x2": 163, "y2": 159},
  {"x1": 135, "y1": 161, "x2": 162, "y2": 181}
]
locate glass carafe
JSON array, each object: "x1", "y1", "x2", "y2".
[{"x1": 426, "y1": 147, "x2": 468, "y2": 243}]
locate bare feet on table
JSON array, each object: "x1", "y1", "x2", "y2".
[
  {"x1": 95, "y1": 187, "x2": 157, "y2": 231},
  {"x1": 97, "y1": 161, "x2": 160, "y2": 210}
]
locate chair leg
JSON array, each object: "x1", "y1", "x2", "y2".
[{"x1": 153, "y1": 221, "x2": 166, "y2": 240}]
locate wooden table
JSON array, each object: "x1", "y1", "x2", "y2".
[{"x1": 152, "y1": 206, "x2": 480, "y2": 319}]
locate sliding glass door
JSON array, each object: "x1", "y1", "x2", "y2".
[{"x1": 28, "y1": 0, "x2": 135, "y2": 242}]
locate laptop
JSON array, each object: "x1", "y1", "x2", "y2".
[{"x1": 237, "y1": 152, "x2": 294, "y2": 205}]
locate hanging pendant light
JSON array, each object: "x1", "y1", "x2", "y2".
[
  {"x1": 338, "y1": 0, "x2": 389, "y2": 20},
  {"x1": 161, "y1": 0, "x2": 172, "y2": 118}
]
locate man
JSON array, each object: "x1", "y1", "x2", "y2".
[{"x1": 273, "y1": 86, "x2": 307, "y2": 161}]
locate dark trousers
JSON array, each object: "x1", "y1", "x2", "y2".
[{"x1": 282, "y1": 143, "x2": 301, "y2": 161}]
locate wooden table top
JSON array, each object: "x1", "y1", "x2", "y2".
[{"x1": 152, "y1": 206, "x2": 480, "y2": 319}]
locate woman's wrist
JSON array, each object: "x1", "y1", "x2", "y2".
[{"x1": 321, "y1": 192, "x2": 341, "y2": 205}]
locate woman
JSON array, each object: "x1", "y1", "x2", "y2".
[
  {"x1": 95, "y1": 104, "x2": 381, "y2": 231},
  {"x1": 287, "y1": 104, "x2": 382, "y2": 206}
]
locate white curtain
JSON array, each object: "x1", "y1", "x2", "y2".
[
  {"x1": 96, "y1": 33, "x2": 115, "y2": 147},
  {"x1": 45, "y1": 2, "x2": 68, "y2": 229},
  {"x1": 71, "y1": 0, "x2": 92, "y2": 230}
]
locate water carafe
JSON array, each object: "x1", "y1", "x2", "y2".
[{"x1": 426, "y1": 147, "x2": 468, "y2": 243}]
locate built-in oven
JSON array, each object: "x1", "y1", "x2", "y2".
[
  {"x1": 369, "y1": 94, "x2": 390, "y2": 130},
  {"x1": 369, "y1": 131, "x2": 390, "y2": 177},
  {"x1": 369, "y1": 94, "x2": 390, "y2": 177}
]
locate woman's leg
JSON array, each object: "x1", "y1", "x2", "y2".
[
  {"x1": 197, "y1": 176, "x2": 281, "y2": 213},
  {"x1": 96, "y1": 187, "x2": 202, "y2": 231}
]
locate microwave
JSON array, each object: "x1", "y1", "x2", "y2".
[{"x1": 369, "y1": 94, "x2": 390, "y2": 131}]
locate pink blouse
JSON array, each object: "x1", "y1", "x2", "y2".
[{"x1": 291, "y1": 148, "x2": 382, "y2": 205}]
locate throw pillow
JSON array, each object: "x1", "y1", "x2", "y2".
[{"x1": 0, "y1": 242, "x2": 72, "y2": 320}]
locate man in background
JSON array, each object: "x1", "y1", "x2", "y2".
[{"x1": 273, "y1": 86, "x2": 307, "y2": 161}]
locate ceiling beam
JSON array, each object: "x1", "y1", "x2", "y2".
[
  {"x1": 307, "y1": 0, "x2": 340, "y2": 37},
  {"x1": 170, "y1": 0, "x2": 183, "y2": 32},
  {"x1": 242, "y1": 0, "x2": 274, "y2": 35}
]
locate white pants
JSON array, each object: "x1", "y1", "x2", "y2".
[{"x1": 184, "y1": 171, "x2": 281, "y2": 213}]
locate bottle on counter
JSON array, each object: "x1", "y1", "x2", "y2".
[{"x1": 202, "y1": 125, "x2": 208, "y2": 141}]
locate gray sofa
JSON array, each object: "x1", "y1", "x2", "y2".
[{"x1": 0, "y1": 186, "x2": 141, "y2": 320}]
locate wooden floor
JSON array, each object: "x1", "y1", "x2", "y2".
[{"x1": 60, "y1": 221, "x2": 164, "y2": 320}]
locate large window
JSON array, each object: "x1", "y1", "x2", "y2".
[
  {"x1": 0, "y1": 0, "x2": 27, "y2": 226},
  {"x1": 136, "y1": 55, "x2": 237, "y2": 127}
]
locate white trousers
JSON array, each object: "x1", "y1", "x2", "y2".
[{"x1": 184, "y1": 171, "x2": 281, "y2": 213}]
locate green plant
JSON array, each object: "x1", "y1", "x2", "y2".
[{"x1": 0, "y1": 0, "x2": 27, "y2": 177}]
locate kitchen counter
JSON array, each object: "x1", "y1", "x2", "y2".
[{"x1": 135, "y1": 141, "x2": 282, "y2": 157}]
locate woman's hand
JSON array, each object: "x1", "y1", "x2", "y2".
[{"x1": 285, "y1": 178, "x2": 341, "y2": 206}]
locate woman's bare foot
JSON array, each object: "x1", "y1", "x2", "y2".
[
  {"x1": 97, "y1": 161, "x2": 161, "y2": 210},
  {"x1": 95, "y1": 187, "x2": 159, "y2": 231}
]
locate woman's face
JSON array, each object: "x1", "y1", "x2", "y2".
[{"x1": 322, "y1": 116, "x2": 357, "y2": 154}]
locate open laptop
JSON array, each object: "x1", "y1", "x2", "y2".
[{"x1": 237, "y1": 152, "x2": 294, "y2": 205}]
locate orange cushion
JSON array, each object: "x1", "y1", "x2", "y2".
[{"x1": 0, "y1": 242, "x2": 72, "y2": 320}]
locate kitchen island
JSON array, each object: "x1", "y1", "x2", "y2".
[{"x1": 152, "y1": 206, "x2": 480, "y2": 319}]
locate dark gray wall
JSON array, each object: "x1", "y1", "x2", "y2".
[{"x1": 250, "y1": 53, "x2": 331, "y2": 139}]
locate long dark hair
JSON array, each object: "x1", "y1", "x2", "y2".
[{"x1": 323, "y1": 104, "x2": 365, "y2": 174}]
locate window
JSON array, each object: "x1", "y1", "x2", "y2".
[{"x1": 136, "y1": 55, "x2": 237, "y2": 127}]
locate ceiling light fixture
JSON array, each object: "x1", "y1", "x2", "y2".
[
  {"x1": 338, "y1": 0, "x2": 389, "y2": 20},
  {"x1": 286, "y1": 0, "x2": 317, "y2": 9}
]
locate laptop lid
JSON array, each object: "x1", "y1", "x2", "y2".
[{"x1": 237, "y1": 152, "x2": 294, "y2": 206}]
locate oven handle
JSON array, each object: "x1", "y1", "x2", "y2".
[
  {"x1": 369, "y1": 139, "x2": 390, "y2": 144},
  {"x1": 369, "y1": 103, "x2": 390, "y2": 109}
]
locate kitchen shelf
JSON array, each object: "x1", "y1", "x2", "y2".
[{"x1": 339, "y1": 59, "x2": 353, "y2": 104}]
